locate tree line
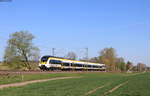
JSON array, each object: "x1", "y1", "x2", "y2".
[
  {"x1": 88, "y1": 48, "x2": 148, "y2": 72},
  {"x1": 1, "y1": 31, "x2": 150, "y2": 72},
  {"x1": 66, "y1": 48, "x2": 149, "y2": 72}
]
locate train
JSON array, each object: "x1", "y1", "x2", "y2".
[{"x1": 39, "y1": 55, "x2": 106, "y2": 71}]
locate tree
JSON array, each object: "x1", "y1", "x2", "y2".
[
  {"x1": 4, "y1": 31, "x2": 40, "y2": 70},
  {"x1": 137, "y1": 63, "x2": 147, "y2": 72},
  {"x1": 99, "y1": 48, "x2": 117, "y2": 71},
  {"x1": 65, "y1": 52, "x2": 77, "y2": 60},
  {"x1": 126, "y1": 61, "x2": 133, "y2": 71},
  {"x1": 89, "y1": 57, "x2": 99, "y2": 63},
  {"x1": 116, "y1": 57, "x2": 126, "y2": 71}
]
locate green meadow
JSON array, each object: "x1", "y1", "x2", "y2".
[{"x1": 0, "y1": 72, "x2": 149, "y2": 96}]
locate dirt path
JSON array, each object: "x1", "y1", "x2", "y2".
[
  {"x1": 0, "y1": 77, "x2": 80, "y2": 89},
  {"x1": 84, "y1": 83, "x2": 110, "y2": 96},
  {"x1": 103, "y1": 81, "x2": 128, "y2": 96}
]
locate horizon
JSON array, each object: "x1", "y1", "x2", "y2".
[{"x1": 0, "y1": 0, "x2": 150, "y2": 65}]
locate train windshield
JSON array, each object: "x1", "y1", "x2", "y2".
[{"x1": 41, "y1": 56, "x2": 49, "y2": 62}]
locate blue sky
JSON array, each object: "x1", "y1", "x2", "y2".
[{"x1": 0, "y1": 0, "x2": 150, "y2": 65}]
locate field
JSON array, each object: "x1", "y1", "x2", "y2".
[{"x1": 0, "y1": 72, "x2": 149, "y2": 96}]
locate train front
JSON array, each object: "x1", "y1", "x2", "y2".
[{"x1": 39, "y1": 56, "x2": 50, "y2": 70}]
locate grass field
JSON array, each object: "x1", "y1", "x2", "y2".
[
  {"x1": 0, "y1": 72, "x2": 149, "y2": 96},
  {"x1": 0, "y1": 73, "x2": 80, "y2": 84}
]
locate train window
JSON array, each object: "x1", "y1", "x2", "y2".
[
  {"x1": 49, "y1": 60, "x2": 62, "y2": 64},
  {"x1": 72, "y1": 63, "x2": 82, "y2": 67},
  {"x1": 88, "y1": 65, "x2": 92, "y2": 67},
  {"x1": 93, "y1": 65, "x2": 98, "y2": 68},
  {"x1": 93, "y1": 66, "x2": 96, "y2": 68},
  {"x1": 77, "y1": 64, "x2": 83, "y2": 67},
  {"x1": 63, "y1": 63, "x2": 70, "y2": 66}
]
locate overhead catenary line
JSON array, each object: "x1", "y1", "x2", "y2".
[
  {"x1": 52, "y1": 48, "x2": 55, "y2": 56},
  {"x1": 85, "y1": 48, "x2": 89, "y2": 61}
]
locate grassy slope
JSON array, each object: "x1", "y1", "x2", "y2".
[{"x1": 0, "y1": 72, "x2": 149, "y2": 96}]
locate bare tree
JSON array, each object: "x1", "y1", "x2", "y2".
[
  {"x1": 65, "y1": 52, "x2": 77, "y2": 60},
  {"x1": 126, "y1": 61, "x2": 133, "y2": 71},
  {"x1": 89, "y1": 57, "x2": 99, "y2": 63},
  {"x1": 4, "y1": 31, "x2": 40, "y2": 70}
]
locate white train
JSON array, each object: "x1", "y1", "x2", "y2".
[{"x1": 39, "y1": 56, "x2": 106, "y2": 71}]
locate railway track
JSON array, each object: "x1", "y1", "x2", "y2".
[{"x1": 0, "y1": 70, "x2": 105, "y2": 75}]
